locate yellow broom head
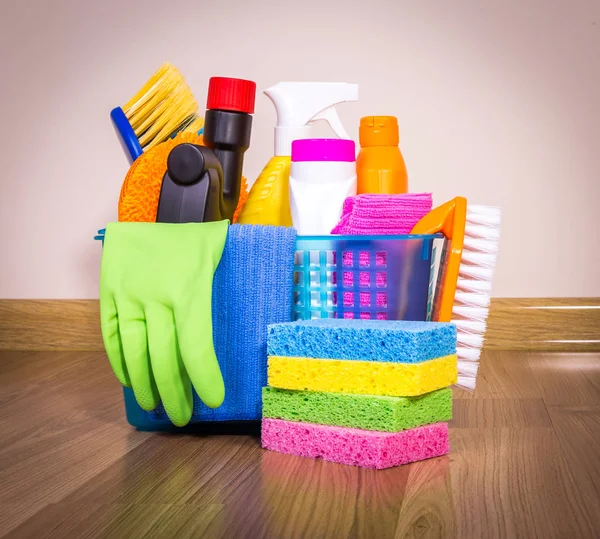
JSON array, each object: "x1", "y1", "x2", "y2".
[
  {"x1": 118, "y1": 132, "x2": 248, "y2": 223},
  {"x1": 122, "y1": 63, "x2": 204, "y2": 151}
]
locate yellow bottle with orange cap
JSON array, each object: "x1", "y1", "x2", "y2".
[{"x1": 356, "y1": 116, "x2": 408, "y2": 194}]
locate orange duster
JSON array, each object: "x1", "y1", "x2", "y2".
[{"x1": 118, "y1": 132, "x2": 248, "y2": 223}]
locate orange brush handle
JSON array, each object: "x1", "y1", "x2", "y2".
[{"x1": 410, "y1": 197, "x2": 467, "y2": 322}]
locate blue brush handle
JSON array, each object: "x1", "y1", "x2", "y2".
[{"x1": 110, "y1": 107, "x2": 143, "y2": 163}]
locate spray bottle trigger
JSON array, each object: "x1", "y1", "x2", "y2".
[{"x1": 311, "y1": 107, "x2": 351, "y2": 141}]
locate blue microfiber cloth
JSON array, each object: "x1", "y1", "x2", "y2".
[
  {"x1": 123, "y1": 225, "x2": 297, "y2": 429},
  {"x1": 267, "y1": 319, "x2": 456, "y2": 363}
]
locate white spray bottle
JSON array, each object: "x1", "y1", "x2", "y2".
[{"x1": 237, "y1": 82, "x2": 359, "y2": 226}]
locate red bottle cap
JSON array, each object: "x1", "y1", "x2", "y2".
[{"x1": 206, "y1": 77, "x2": 256, "y2": 114}]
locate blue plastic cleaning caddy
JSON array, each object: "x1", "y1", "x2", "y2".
[
  {"x1": 293, "y1": 234, "x2": 442, "y2": 322},
  {"x1": 94, "y1": 228, "x2": 442, "y2": 429}
]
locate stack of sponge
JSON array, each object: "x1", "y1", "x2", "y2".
[{"x1": 261, "y1": 319, "x2": 458, "y2": 469}]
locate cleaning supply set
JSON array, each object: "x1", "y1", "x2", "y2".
[
  {"x1": 261, "y1": 319, "x2": 457, "y2": 469},
  {"x1": 97, "y1": 63, "x2": 501, "y2": 472}
]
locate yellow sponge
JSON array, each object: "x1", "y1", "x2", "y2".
[{"x1": 267, "y1": 355, "x2": 457, "y2": 397}]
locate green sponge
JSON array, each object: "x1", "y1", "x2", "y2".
[{"x1": 262, "y1": 387, "x2": 452, "y2": 432}]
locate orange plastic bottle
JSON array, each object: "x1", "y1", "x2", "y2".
[{"x1": 356, "y1": 116, "x2": 408, "y2": 194}]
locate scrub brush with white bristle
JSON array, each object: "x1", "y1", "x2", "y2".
[
  {"x1": 451, "y1": 205, "x2": 501, "y2": 390},
  {"x1": 411, "y1": 198, "x2": 501, "y2": 391}
]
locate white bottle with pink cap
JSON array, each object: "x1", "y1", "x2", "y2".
[{"x1": 289, "y1": 138, "x2": 357, "y2": 235}]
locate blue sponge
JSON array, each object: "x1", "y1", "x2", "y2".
[
  {"x1": 124, "y1": 225, "x2": 297, "y2": 429},
  {"x1": 267, "y1": 319, "x2": 456, "y2": 363}
]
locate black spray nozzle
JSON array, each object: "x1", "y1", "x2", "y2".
[
  {"x1": 156, "y1": 144, "x2": 223, "y2": 224},
  {"x1": 166, "y1": 143, "x2": 222, "y2": 187}
]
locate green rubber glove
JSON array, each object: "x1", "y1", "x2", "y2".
[{"x1": 99, "y1": 220, "x2": 228, "y2": 427}]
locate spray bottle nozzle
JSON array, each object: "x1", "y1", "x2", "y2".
[{"x1": 264, "y1": 82, "x2": 359, "y2": 156}]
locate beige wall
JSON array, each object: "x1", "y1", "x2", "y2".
[{"x1": 1, "y1": 0, "x2": 598, "y2": 299}]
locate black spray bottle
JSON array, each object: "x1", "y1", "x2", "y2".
[{"x1": 156, "y1": 77, "x2": 256, "y2": 223}]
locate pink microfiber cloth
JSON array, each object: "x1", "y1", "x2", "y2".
[
  {"x1": 331, "y1": 193, "x2": 433, "y2": 235},
  {"x1": 262, "y1": 419, "x2": 449, "y2": 469}
]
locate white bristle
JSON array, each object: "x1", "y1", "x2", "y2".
[
  {"x1": 460, "y1": 250, "x2": 497, "y2": 267},
  {"x1": 464, "y1": 225, "x2": 501, "y2": 241},
  {"x1": 452, "y1": 319, "x2": 487, "y2": 334},
  {"x1": 456, "y1": 373, "x2": 477, "y2": 391},
  {"x1": 451, "y1": 204, "x2": 501, "y2": 392},
  {"x1": 456, "y1": 277, "x2": 493, "y2": 294},
  {"x1": 467, "y1": 206, "x2": 501, "y2": 225},
  {"x1": 457, "y1": 360, "x2": 479, "y2": 377},
  {"x1": 459, "y1": 265, "x2": 496, "y2": 282},
  {"x1": 457, "y1": 332, "x2": 485, "y2": 348},
  {"x1": 454, "y1": 292, "x2": 491, "y2": 308},
  {"x1": 467, "y1": 204, "x2": 501, "y2": 216},
  {"x1": 458, "y1": 264, "x2": 494, "y2": 281},
  {"x1": 463, "y1": 236, "x2": 500, "y2": 254},
  {"x1": 456, "y1": 346, "x2": 482, "y2": 362},
  {"x1": 452, "y1": 305, "x2": 489, "y2": 321}
]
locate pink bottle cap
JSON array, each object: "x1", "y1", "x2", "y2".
[{"x1": 291, "y1": 139, "x2": 356, "y2": 162}]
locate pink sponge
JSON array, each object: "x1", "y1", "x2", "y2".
[{"x1": 261, "y1": 419, "x2": 449, "y2": 469}]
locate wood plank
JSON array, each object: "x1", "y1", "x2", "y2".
[
  {"x1": 0, "y1": 351, "x2": 123, "y2": 448},
  {"x1": 0, "y1": 300, "x2": 102, "y2": 351},
  {"x1": 5, "y1": 503, "x2": 225, "y2": 539},
  {"x1": 547, "y1": 405, "x2": 600, "y2": 523},
  {"x1": 0, "y1": 351, "x2": 149, "y2": 536},
  {"x1": 239, "y1": 450, "x2": 360, "y2": 539},
  {"x1": 450, "y1": 398, "x2": 552, "y2": 428},
  {"x1": 528, "y1": 353, "x2": 600, "y2": 405},
  {"x1": 1, "y1": 298, "x2": 599, "y2": 352},
  {"x1": 56, "y1": 433, "x2": 262, "y2": 508},
  {"x1": 0, "y1": 421, "x2": 150, "y2": 535},
  {"x1": 486, "y1": 297, "x2": 600, "y2": 351},
  {"x1": 394, "y1": 456, "x2": 456, "y2": 539},
  {"x1": 453, "y1": 350, "x2": 543, "y2": 400},
  {"x1": 449, "y1": 428, "x2": 596, "y2": 538},
  {"x1": 245, "y1": 450, "x2": 411, "y2": 539},
  {"x1": 1, "y1": 350, "x2": 600, "y2": 538}
]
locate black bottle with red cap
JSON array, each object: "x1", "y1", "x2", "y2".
[{"x1": 156, "y1": 77, "x2": 256, "y2": 223}]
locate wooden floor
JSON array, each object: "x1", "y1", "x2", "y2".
[{"x1": 1, "y1": 350, "x2": 599, "y2": 538}]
